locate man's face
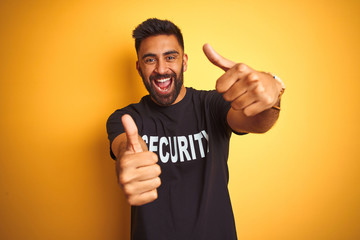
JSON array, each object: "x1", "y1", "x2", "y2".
[{"x1": 136, "y1": 35, "x2": 188, "y2": 106}]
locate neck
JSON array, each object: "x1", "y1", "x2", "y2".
[{"x1": 171, "y1": 85, "x2": 186, "y2": 105}]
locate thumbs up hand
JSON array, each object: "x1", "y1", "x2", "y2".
[
  {"x1": 203, "y1": 44, "x2": 284, "y2": 117},
  {"x1": 116, "y1": 114, "x2": 161, "y2": 206}
]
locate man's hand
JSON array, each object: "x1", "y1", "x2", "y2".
[
  {"x1": 203, "y1": 43, "x2": 284, "y2": 117},
  {"x1": 116, "y1": 114, "x2": 161, "y2": 206}
]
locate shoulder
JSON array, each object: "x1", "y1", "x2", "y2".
[
  {"x1": 107, "y1": 95, "x2": 151, "y2": 131},
  {"x1": 188, "y1": 87, "x2": 227, "y2": 107},
  {"x1": 108, "y1": 95, "x2": 150, "y2": 118},
  {"x1": 186, "y1": 87, "x2": 220, "y2": 101},
  {"x1": 106, "y1": 96, "x2": 152, "y2": 144}
]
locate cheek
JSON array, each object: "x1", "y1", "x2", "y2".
[
  {"x1": 139, "y1": 66, "x2": 153, "y2": 79},
  {"x1": 170, "y1": 62, "x2": 183, "y2": 73}
]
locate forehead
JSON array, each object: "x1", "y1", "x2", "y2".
[{"x1": 138, "y1": 35, "x2": 183, "y2": 57}]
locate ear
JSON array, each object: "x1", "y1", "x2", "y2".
[
  {"x1": 136, "y1": 60, "x2": 141, "y2": 75},
  {"x1": 182, "y1": 53, "x2": 188, "y2": 72}
]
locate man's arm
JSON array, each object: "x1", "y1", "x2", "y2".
[
  {"x1": 203, "y1": 44, "x2": 285, "y2": 133},
  {"x1": 227, "y1": 99, "x2": 281, "y2": 134},
  {"x1": 112, "y1": 114, "x2": 161, "y2": 206}
]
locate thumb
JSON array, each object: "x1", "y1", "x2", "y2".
[
  {"x1": 203, "y1": 43, "x2": 236, "y2": 71},
  {"x1": 121, "y1": 114, "x2": 143, "y2": 153}
]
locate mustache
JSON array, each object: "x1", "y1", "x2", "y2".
[{"x1": 149, "y1": 73, "x2": 176, "y2": 81}]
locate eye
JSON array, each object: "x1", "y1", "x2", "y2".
[
  {"x1": 144, "y1": 57, "x2": 156, "y2": 64},
  {"x1": 166, "y1": 55, "x2": 176, "y2": 61}
]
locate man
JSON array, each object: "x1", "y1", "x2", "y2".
[{"x1": 107, "y1": 18, "x2": 285, "y2": 240}]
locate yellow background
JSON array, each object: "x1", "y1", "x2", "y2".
[{"x1": 1, "y1": 0, "x2": 359, "y2": 239}]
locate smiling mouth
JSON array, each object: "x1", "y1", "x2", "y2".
[{"x1": 153, "y1": 77, "x2": 173, "y2": 92}]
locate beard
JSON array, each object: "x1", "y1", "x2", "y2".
[{"x1": 139, "y1": 65, "x2": 184, "y2": 106}]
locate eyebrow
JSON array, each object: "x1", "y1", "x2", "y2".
[
  {"x1": 141, "y1": 50, "x2": 179, "y2": 59},
  {"x1": 164, "y1": 50, "x2": 179, "y2": 56}
]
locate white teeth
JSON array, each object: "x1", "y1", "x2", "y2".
[{"x1": 156, "y1": 78, "x2": 171, "y2": 83}]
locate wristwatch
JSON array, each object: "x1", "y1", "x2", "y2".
[{"x1": 267, "y1": 72, "x2": 285, "y2": 110}]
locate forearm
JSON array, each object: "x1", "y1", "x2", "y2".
[{"x1": 227, "y1": 99, "x2": 281, "y2": 134}]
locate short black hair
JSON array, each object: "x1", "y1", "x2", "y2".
[{"x1": 132, "y1": 18, "x2": 184, "y2": 54}]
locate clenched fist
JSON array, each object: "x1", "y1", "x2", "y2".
[{"x1": 203, "y1": 44, "x2": 285, "y2": 117}]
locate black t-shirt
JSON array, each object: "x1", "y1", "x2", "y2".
[{"x1": 107, "y1": 87, "x2": 244, "y2": 240}]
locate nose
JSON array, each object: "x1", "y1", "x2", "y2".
[{"x1": 155, "y1": 59, "x2": 168, "y2": 75}]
